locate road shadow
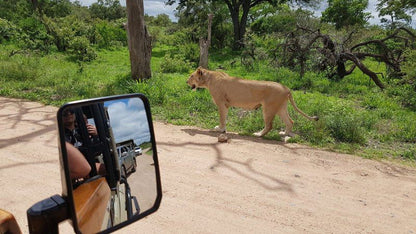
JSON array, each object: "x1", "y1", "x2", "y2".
[
  {"x1": 181, "y1": 127, "x2": 312, "y2": 155},
  {"x1": 158, "y1": 138, "x2": 295, "y2": 194},
  {"x1": 0, "y1": 97, "x2": 57, "y2": 149}
]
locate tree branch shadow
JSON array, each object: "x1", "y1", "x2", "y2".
[
  {"x1": 181, "y1": 127, "x2": 312, "y2": 155},
  {"x1": 158, "y1": 137, "x2": 295, "y2": 194},
  {"x1": 0, "y1": 97, "x2": 57, "y2": 149}
]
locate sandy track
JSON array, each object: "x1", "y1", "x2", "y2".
[{"x1": 1, "y1": 97, "x2": 415, "y2": 234}]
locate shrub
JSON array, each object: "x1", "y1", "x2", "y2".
[
  {"x1": 17, "y1": 17, "x2": 53, "y2": 52},
  {"x1": 68, "y1": 36, "x2": 97, "y2": 62},
  {"x1": 94, "y1": 20, "x2": 127, "y2": 49},
  {"x1": 160, "y1": 54, "x2": 193, "y2": 73},
  {"x1": 392, "y1": 112, "x2": 416, "y2": 143},
  {"x1": 391, "y1": 48, "x2": 416, "y2": 110},
  {"x1": 0, "y1": 18, "x2": 18, "y2": 43},
  {"x1": 177, "y1": 42, "x2": 199, "y2": 64},
  {"x1": 323, "y1": 103, "x2": 367, "y2": 144}
]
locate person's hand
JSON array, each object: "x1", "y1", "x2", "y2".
[{"x1": 87, "y1": 124, "x2": 98, "y2": 136}]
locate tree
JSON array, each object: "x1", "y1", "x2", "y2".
[
  {"x1": 89, "y1": 0, "x2": 125, "y2": 21},
  {"x1": 168, "y1": 0, "x2": 314, "y2": 50},
  {"x1": 377, "y1": 0, "x2": 413, "y2": 29},
  {"x1": 321, "y1": 0, "x2": 371, "y2": 29},
  {"x1": 126, "y1": 0, "x2": 152, "y2": 80},
  {"x1": 152, "y1": 14, "x2": 172, "y2": 26},
  {"x1": 0, "y1": 0, "x2": 32, "y2": 22},
  {"x1": 199, "y1": 14, "x2": 213, "y2": 68},
  {"x1": 282, "y1": 26, "x2": 416, "y2": 89},
  {"x1": 30, "y1": 0, "x2": 72, "y2": 18},
  {"x1": 168, "y1": 0, "x2": 231, "y2": 49}
]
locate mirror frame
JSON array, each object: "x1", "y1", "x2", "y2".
[{"x1": 57, "y1": 93, "x2": 162, "y2": 234}]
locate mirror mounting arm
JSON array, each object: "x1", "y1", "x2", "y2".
[{"x1": 27, "y1": 195, "x2": 69, "y2": 234}]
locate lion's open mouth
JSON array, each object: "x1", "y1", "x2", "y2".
[{"x1": 191, "y1": 84, "x2": 196, "y2": 90}]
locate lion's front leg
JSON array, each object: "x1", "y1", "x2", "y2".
[{"x1": 214, "y1": 104, "x2": 228, "y2": 133}]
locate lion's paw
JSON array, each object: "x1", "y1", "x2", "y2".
[
  {"x1": 280, "y1": 131, "x2": 295, "y2": 137},
  {"x1": 214, "y1": 126, "x2": 226, "y2": 133},
  {"x1": 283, "y1": 136, "x2": 291, "y2": 143},
  {"x1": 253, "y1": 132, "x2": 263, "y2": 137}
]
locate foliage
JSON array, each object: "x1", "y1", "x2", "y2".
[
  {"x1": 377, "y1": 0, "x2": 413, "y2": 28},
  {"x1": 387, "y1": 48, "x2": 416, "y2": 110},
  {"x1": 324, "y1": 104, "x2": 367, "y2": 143},
  {"x1": 160, "y1": 54, "x2": 193, "y2": 73},
  {"x1": 168, "y1": 0, "x2": 314, "y2": 50},
  {"x1": 41, "y1": 15, "x2": 90, "y2": 52},
  {"x1": 0, "y1": 18, "x2": 19, "y2": 43},
  {"x1": 89, "y1": 0, "x2": 126, "y2": 21},
  {"x1": 166, "y1": 0, "x2": 232, "y2": 49},
  {"x1": 39, "y1": 0, "x2": 73, "y2": 18},
  {"x1": 94, "y1": 19, "x2": 127, "y2": 48},
  {"x1": 0, "y1": 0, "x2": 32, "y2": 22},
  {"x1": 68, "y1": 36, "x2": 97, "y2": 62},
  {"x1": 321, "y1": 0, "x2": 371, "y2": 29},
  {"x1": 17, "y1": 16, "x2": 53, "y2": 52},
  {"x1": 148, "y1": 14, "x2": 173, "y2": 27},
  {"x1": 250, "y1": 5, "x2": 316, "y2": 35}
]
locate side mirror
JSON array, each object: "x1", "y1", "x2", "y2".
[{"x1": 57, "y1": 94, "x2": 162, "y2": 233}]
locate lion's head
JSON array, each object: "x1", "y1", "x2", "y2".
[{"x1": 187, "y1": 67, "x2": 208, "y2": 90}]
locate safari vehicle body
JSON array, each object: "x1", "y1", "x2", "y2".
[{"x1": 1, "y1": 94, "x2": 162, "y2": 234}]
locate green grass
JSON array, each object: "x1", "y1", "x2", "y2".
[{"x1": 1, "y1": 43, "x2": 415, "y2": 165}]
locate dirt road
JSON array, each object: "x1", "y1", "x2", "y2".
[{"x1": 1, "y1": 97, "x2": 416, "y2": 234}]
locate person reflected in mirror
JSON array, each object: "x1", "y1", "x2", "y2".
[
  {"x1": 67, "y1": 142, "x2": 91, "y2": 179},
  {"x1": 63, "y1": 109, "x2": 106, "y2": 178},
  {"x1": 63, "y1": 109, "x2": 98, "y2": 148}
]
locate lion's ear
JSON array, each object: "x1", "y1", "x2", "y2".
[{"x1": 197, "y1": 67, "x2": 204, "y2": 76}]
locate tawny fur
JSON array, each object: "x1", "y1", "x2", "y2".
[{"x1": 187, "y1": 67, "x2": 318, "y2": 137}]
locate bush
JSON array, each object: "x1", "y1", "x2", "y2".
[
  {"x1": 392, "y1": 48, "x2": 416, "y2": 110},
  {"x1": 68, "y1": 36, "x2": 97, "y2": 62},
  {"x1": 160, "y1": 54, "x2": 193, "y2": 73},
  {"x1": 177, "y1": 42, "x2": 199, "y2": 64},
  {"x1": 94, "y1": 20, "x2": 127, "y2": 49},
  {"x1": 0, "y1": 18, "x2": 18, "y2": 43},
  {"x1": 17, "y1": 17, "x2": 53, "y2": 52},
  {"x1": 323, "y1": 103, "x2": 367, "y2": 144}
]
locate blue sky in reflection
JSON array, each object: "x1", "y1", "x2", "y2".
[{"x1": 105, "y1": 98, "x2": 151, "y2": 146}]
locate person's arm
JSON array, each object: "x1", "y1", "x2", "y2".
[{"x1": 66, "y1": 142, "x2": 91, "y2": 179}]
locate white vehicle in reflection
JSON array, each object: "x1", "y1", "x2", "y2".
[
  {"x1": 134, "y1": 146, "x2": 142, "y2": 156},
  {"x1": 116, "y1": 140, "x2": 137, "y2": 178}
]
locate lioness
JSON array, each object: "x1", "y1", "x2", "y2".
[{"x1": 187, "y1": 67, "x2": 318, "y2": 137}]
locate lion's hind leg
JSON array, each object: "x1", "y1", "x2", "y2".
[
  {"x1": 278, "y1": 108, "x2": 295, "y2": 137},
  {"x1": 253, "y1": 106, "x2": 276, "y2": 137}
]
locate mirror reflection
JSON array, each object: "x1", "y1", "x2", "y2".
[{"x1": 61, "y1": 97, "x2": 157, "y2": 233}]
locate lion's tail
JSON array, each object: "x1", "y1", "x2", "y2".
[{"x1": 288, "y1": 92, "x2": 319, "y2": 121}]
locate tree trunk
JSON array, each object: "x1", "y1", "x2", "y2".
[
  {"x1": 199, "y1": 14, "x2": 213, "y2": 69},
  {"x1": 126, "y1": 0, "x2": 152, "y2": 80},
  {"x1": 229, "y1": 6, "x2": 242, "y2": 50}
]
